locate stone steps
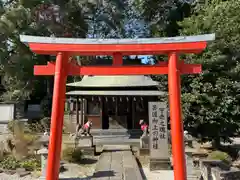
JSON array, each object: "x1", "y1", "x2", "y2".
[{"x1": 91, "y1": 145, "x2": 143, "y2": 180}]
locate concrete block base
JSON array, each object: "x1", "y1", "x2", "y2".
[
  {"x1": 95, "y1": 145, "x2": 103, "y2": 154},
  {"x1": 140, "y1": 135, "x2": 149, "y2": 148},
  {"x1": 81, "y1": 147, "x2": 95, "y2": 156},
  {"x1": 76, "y1": 136, "x2": 93, "y2": 147},
  {"x1": 149, "y1": 158, "x2": 172, "y2": 171},
  {"x1": 139, "y1": 148, "x2": 149, "y2": 156}
]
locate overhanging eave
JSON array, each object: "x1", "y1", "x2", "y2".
[{"x1": 19, "y1": 34, "x2": 215, "y2": 55}]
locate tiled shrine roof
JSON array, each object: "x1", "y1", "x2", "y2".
[{"x1": 66, "y1": 75, "x2": 159, "y2": 87}]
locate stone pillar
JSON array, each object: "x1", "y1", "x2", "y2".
[
  {"x1": 37, "y1": 147, "x2": 48, "y2": 179},
  {"x1": 148, "y1": 102, "x2": 171, "y2": 171}
]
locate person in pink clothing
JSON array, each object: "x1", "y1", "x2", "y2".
[
  {"x1": 74, "y1": 120, "x2": 93, "y2": 137},
  {"x1": 139, "y1": 119, "x2": 149, "y2": 136},
  {"x1": 82, "y1": 120, "x2": 92, "y2": 136}
]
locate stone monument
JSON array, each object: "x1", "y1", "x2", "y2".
[
  {"x1": 37, "y1": 132, "x2": 49, "y2": 179},
  {"x1": 37, "y1": 147, "x2": 48, "y2": 179},
  {"x1": 148, "y1": 102, "x2": 171, "y2": 170}
]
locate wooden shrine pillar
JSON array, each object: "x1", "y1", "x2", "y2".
[
  {"x1": 83, "y1": 98, "x2": 86, "y2": 123},
  {"x1": 100, "y1": 97, "x2": 103, "y2": 129},
  {"x1": 127, "y1": 97, "x2": 132, "y2": 129},
  {"x1": 80, "y1": 98, "x2": 83, "y2": 125},
  {"x1": 168, "y1": 52, "x2": 186, "y2": 180},
  {"x1": 76, "y1": 96, "x2": 80, "y2": 125},
  {"x1": 115, "y1": 97, "x2": 118, "y2": 116},
  {"x1": 131, "y1": 97, "x2": 135, "y2": 129},
  {"x1": 46, "y1": 53, "x2": 68, "y2": 180}
]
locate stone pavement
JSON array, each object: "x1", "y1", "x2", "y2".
[
  {"x1": 141, "y1": 153, "x2": 201, "y2": 180},
  {"x1": 91, "y1": 145, "x2": 142, "y2": 180}
]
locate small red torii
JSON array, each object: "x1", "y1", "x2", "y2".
[{"x1": 20, "y1": 34, "x2": 215, "y2": 180}]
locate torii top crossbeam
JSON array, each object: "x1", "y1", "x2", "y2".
[
  {"x1": 20, "y1": 34, "x2": 215, "y2": 55},
  {"x1": 20, "y1": 33, "x2": 215, "y2": 180}
]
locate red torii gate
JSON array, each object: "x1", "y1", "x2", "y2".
[{"x1": 20, "y1": 34, "x2": 215, "y2": 180}]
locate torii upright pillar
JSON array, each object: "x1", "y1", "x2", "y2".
[
  {"x1": 168, "y1": 52, "x2": 186, "y2": 179},
  {"x1": 47, "y1": 53, "x2": 69, "y2": 179},
  {"x1": 19, "y1": 33, "x2": 215, "y2": 180}
]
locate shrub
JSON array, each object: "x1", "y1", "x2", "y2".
[
  {"x1": 40, "y1": 117, "x2": 50, "y2": 131},
  {"x1": 7, "y1": 120, "x2": 24, "y2": 133},
  {"x1": 0, "y1": 143, "x2": 9, "y2": 161},
  {"x1": 0, "y1": 155, "x2": 40, "y2": 171},
  {"x1": 6, "y1": 122, "x2": 39, "y2": 158},
  {"x1": 27, "y1": 121, "x2": 45, "y2": 133},
  {"x1": 7, "y1": 120, "x2": 15, "y2": 133},
  {"x1": 20, "y1": 157, "x2": 41, "y2": 171},
  {"x1": 62, "y1": 147, "x2": 83, "y2": 163},
  {"x1": 207, "y1": 150, "x2": 232, "y2": 164},
  {"x1": 0, "y1": 155, "x2": 20, "y2": 170}
]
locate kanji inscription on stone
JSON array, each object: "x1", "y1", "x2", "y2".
[{"x1": 149, "y1": 102, "x2": 169, "y2": 159}]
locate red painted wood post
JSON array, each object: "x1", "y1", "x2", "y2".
[
  {"x1": 168, "y1": 52, "x2": 186, "y2": 180},
  {"x1": 113, "y1": 52, "x2": 123, "y2": 65},
  {"x1": 46, "y1": 52, "x2": 69, "y2": 180}
]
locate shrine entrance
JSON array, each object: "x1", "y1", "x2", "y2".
[{"x1": 20, "y1": 34, "x2": 215, "y2": 180}]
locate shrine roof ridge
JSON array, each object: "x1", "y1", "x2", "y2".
[
  {"x1": 20, "y1": 34, "x2": 215, "y2": 45},
  {"x1": 66, "y1": 90, "x2": 165, "y2": 96}
]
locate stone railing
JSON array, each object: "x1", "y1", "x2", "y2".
[{"x1": 199, "y1": 159, "x2": 240, "y2": 180}]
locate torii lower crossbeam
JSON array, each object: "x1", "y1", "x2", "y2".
[
  {"x1": 20, "y1": 34, "x2": 215, "y2": 180},
  {"x1": 33, "y1": 61, "x2": 202, "y2": 75}
]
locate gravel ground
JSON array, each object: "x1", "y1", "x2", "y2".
[
  {"x1": 137, "y1": 153, "x2": 202, "y2": 180},
  {"x1": 0, "y1": 156, "x2": 98, "y2": 180},
  {"x1": 0, "y1": 174, "x2": 37, "y2": 180}
]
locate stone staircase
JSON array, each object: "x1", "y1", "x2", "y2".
[{"x1": 91, "y1": 145, "x2": 143, "y2": 180}]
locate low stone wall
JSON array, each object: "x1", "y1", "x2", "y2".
[
  {"x1": 199, "y1": 159, "x2": 240, "y2": 180},
  {"x1": 212, "y1": 167, "x2": 240, "y2": 180}
]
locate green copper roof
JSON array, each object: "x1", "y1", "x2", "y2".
[
  {"x1": 66, "y1": 90, "x2": 164, "y2": 96},
  {"x1": 66, "y1": 75, "x2": 159, "y2": 87}
]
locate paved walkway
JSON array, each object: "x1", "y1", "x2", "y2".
[{"x1": 91, "y1": 145, "x2": 142, "y2": 180}]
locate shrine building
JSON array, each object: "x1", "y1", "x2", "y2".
[{"x1": 65, "y1": 59, "x2": 165, "y2": 130}]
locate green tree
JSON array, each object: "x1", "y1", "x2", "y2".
[
  {"x1": 0, "y1": 0, "x2": 121, "y2": 102},
  {"x1": 179, "y1": 0, "x2": 240, "y2": 146},
  {"x1": 139, "y1": 0, "x2": 192, "y2": 37}
]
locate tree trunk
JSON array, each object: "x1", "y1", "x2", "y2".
[{"x1": 212, "y1": 138, "x2": 221, "y2": 149}]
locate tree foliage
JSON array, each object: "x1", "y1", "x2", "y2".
[
  {"x1": 140, "y1": 0, "x2": 192, "y2": 37},
  {"x1": 179, "y1": 0, "x2": 240, "y2": 144},
  {"x1": 0, "y1": 0, "x2": 130, "y2": 102}
]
